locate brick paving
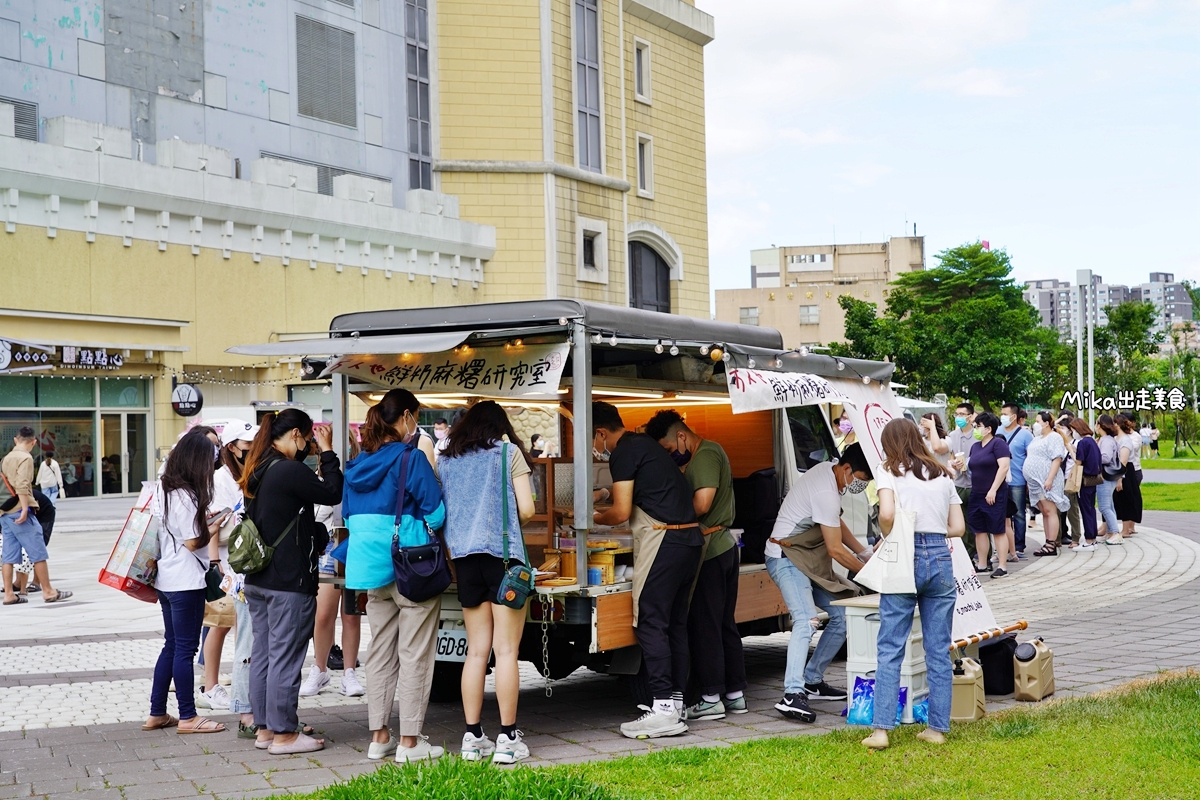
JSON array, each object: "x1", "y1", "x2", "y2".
[{"x1": 0, "y1": 511, "x2": 1197, "y2": 798}]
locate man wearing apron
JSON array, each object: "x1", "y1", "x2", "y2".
[
  {"x1": 591, "y1": 403, "x2": 702, "y2": 740},
  {"x1": 645, "y1": 409, "x2": 746, "y2": 722},
  {"x1": 765, "y1": 443, "x2": 875, "y2": 723}
]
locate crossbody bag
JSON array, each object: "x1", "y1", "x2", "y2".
[
  {"x1": 496, "y1": 443, "x2": 534, "y2": 609},
  {"x1": 227, "y1": 459, "x2": 300, "y2": 576},
  {"x1": 390, "y1": 448, "x2": 452, "y2": 603}
]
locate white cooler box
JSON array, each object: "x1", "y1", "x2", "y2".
[{"x1": 834, "y1": 595, "x2": 929, "y2": 725}]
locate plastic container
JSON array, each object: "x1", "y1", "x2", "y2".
[
  {"x1": 950, "y1": 658, "x2": 987, "y2": 721},
  {"x1": 1013, "y1": 638, "x2": 1055, "y2": 701}
]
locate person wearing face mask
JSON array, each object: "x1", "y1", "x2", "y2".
[
  {"x1": 433, "y1": 418, "x2": 451, "y2": 458},
  {"x1": 238, "y1": 409, "x2": 343, "y2": 755},
  {"x1": 645, "y1": 410, "x2": 745, "y2": 721},
  {"x1": 835, "y1": 412, "x2": 857, "y2": 449},
  {"x1": 945, "y1": 403, "x2": 977, "y2": 560},
  {"x1": 1022, "y1": 411, "x2": 1069, "y2": 557},
  {"x1": 591, "y1": 402, "x2": 701, "y2": 740},
  {"x1": 765, "y1": 443, "x2": 874, "y2": 723},
  {"x1": 955, "y1": 412, "x2": 1010, "y2": 577},
  {"x1": 999, "y1": 404, "x2": 1033, "y2": 560}
]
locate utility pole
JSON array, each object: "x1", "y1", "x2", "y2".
[{"x1": 1077, "y1": 269, "x2": 1095, "y2": 426}]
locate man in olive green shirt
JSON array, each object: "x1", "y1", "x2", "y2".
[{"x1": 646, "y1": 410, "x2": 746, "y2": 721}]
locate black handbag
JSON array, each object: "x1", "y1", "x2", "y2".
[
  {"x1": 496, "y1": 443, "x2": 534, "y2": 609},
  {"x1": 390, "y1": 448, "x2": 452, "y2": 603},
  {"x1": 204, "y1": 564, "x2": 226, "y2": 602}
]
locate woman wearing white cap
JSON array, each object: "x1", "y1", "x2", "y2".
[{"x1": 195, "y1": 421, "x2": 257, "y2": 712}]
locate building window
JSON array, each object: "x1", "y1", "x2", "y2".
[
  {"x1": 739, "y1": 307, "x2": 759, "y2": 327},
  {"x1": 577, "y1": 217, "x2": 608, "y2": 284},
  {"x1": 405, "y1": 0, "x2": 432, "y2": 190},
  {"x1": 0, "y1": 97, "x2": 39, "y2": 141},
  {"x1": 575, "y1": 0, "x2": 601, "y2": 172},
  {"x1": 633, "y1": 38, "x2": 651, "y2": 103},
  {"x1": 629, "y1": 241, "x2": 670, "y2": 313},
  {"x1": 296, "y1": 16, "x2": 357, "y2": 128},
  {"x1": 636, "y1": 134, "x2": 653, "y2": 198},
  {"x1": 799, "y1": 305, "x2": 820, "y2": 325}
]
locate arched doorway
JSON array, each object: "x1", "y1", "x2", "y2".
[{"x1": 629, "y1": 241, "x2": 671, "y2": 313}]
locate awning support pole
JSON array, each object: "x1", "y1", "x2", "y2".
[
  {"x1": 572, "y1": 321, "x2": 592, "y2": 587},
  {"x1": 332, "y1": 372, "x2": 348, "y2": 464}
]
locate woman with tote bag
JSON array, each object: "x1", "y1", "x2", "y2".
[{"x1": 862, "y1": 418, "x2": 965, "y2": 751}]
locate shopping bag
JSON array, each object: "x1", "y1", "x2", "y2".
[
  {"x1": 98, "y1": 482, "x2": 160, "y2": 603},
  {"x1": 846, "y1": 675, "x2": 906, "y2": 727},
  {"x1": 854, "y1": 506, "x2": 917, "y2": 594}
]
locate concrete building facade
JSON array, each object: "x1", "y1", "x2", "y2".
[
  {"x1": 1024, "y1": 272, "x2": 1194, "y2": 342},
  {"x1": 0, "y1": 0, "x2": 716, "y2": 495},
  {"x1": 714, "y1": 237, "x2": 925, "y2": 349}
]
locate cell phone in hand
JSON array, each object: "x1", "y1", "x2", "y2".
[{"x1": 206, "y1": 508, "x2": 232, "y2": 524}]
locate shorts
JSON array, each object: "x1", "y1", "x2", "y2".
[
  {"x1": 452, "y1": 553, "x2": 514, "y2": 608},
  {"x1": 1, "y1": 513, "x2": 48, "y2": 565}
]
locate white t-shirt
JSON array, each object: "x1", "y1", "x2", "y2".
[
  {"x1": 153, "y1": 486, "x2": 207, "y2": 593},
  {"x1": 874, "y1": 466, "x2": 961, "y2": 535},
  {"x1": 213, "y1": 466, "x2": 244, "y2": 564},
  {"x1": 766, "y1": 461, "x2": 842, "y2": 560},
  {"x1": 1139, "y1": 427, "x2": 1152, "y2": 446}
]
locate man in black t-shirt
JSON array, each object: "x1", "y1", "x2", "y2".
[{"x1": 592, "y1": 402, "x2": 701, "y2": 740}]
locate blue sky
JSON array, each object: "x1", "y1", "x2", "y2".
[{"x1": 701, "y1": 0, "x2": 1200, "y2": 297}]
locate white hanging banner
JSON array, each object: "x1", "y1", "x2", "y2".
[
  {"x1": 323, "y1": 342, "x2": 570, "y2": 397},
  {"x1": 947, "y1": 536, "x2": 998, "y2": 641},
  {"x1": 726, "y1": 368, "x2": 848, "y2": 414},
  {"x1": 828, "y1": 376, "x2": 902, "y2": 477}
]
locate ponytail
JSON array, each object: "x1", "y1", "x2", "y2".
[
  {"x1": 361, "y1": 389, "x2": 420, "y2": 454},
  {"x1": 238, "y1": 409, "x2": 314, "y2": 498}
]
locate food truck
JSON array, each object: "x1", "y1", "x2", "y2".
[{"x1": 229, "y1": 300, "x2": 901, "y2": 701}]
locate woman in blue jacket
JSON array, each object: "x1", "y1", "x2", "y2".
[{"x1": 343, "y1": 389, "x2": 446, "y2": 764}]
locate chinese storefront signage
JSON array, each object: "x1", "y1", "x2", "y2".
[
  {"x1": 61, "y1": 346, "x2": 125, "y2": 370},
  {"x1": 726, "y1": 367, "x2": 848, "y2": 414},
  {"x1": 324, "y1": 343, "x2": 570, "y2": 397},
  {"x1": 171, "y1": 384, "x2": 204, "y2": 417}
]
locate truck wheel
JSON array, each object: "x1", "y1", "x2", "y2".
[
  {"x1": 621, "y1": 665, "x2": 651, "y2": 707},
  {"x1": 429, "y1": 661, "x2": 464, "y2": 703}
]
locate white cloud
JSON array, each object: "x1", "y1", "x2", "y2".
[
  {"x1": 838, "y1": 163, "x2": 894, "y2": 188},
  {"x1": 919, "y1": 67, "x2": 1021, "y2": 97}
]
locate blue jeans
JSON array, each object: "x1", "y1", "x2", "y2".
[
  {"x1": 1007, "y1": 483, "x2": 1027, "y2": 551},
  {"x1": 766, "y1": 555, "x2": 846, "y2": 693},
  {"x1": 1096, "y1": 479, "x2": 1119, "y2": 534},
  {"x1": 43, "y1": 487, "x2": 59, "y2": 505},
  {"x1": 872, "y1": 534, "x2": 956, "y2": 733},
  {"x1": 230, "y1": 591, "x2": 254, "y2": 714},
  {"x1": 150, "y1": 588, "x2": 206, "y2": 719}
]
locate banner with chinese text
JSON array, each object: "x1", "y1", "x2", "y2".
[
  {"x1": 726, "y1": 368, "x2": 848, "y2": 414},
  {"x1": 323, "y1": 342, "x2": 570, "y2": 397}
]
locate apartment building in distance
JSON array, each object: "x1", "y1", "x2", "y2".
[
  {"x1": 1023, "y1": 272, "x2": 1192, "y2": 341},
  {"x1": 0, "y1": 0, "x2": 716, "y2": 494},
  {"x1": 714, "y1": 237, "x2": 926, "y2": 348}
]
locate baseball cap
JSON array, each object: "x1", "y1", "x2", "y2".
[{"x1": 220, "y1": 420, "x2": 260, "y2": 446}]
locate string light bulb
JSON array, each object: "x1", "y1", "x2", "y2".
[
  {"x1": 773, "y1": 357, "x2": 783, "y2": 368},
  {"x1": 862, "y1": 375, "x2": 871, "y2": 385},
  {"x1": 592, "y1": 332, "x2": 602, "y2": 344},
  {"x1": 699, "y1": 344, "x2": 710, "y2": 356},
  {"x1": 747, "y1": 357, "x2": 756, "y2": 368},
  {"x1": 721, "y1": 351, "x2": 731, "y2": 363},
  {"x1": 654, "y1": 341, "x2": 664, "y2": 354},
  {"x1": 669, "y1": 342, "x2": 679, "y2": 356},
  {"x1": 836, "y1": 360, "x2": 845, "y2": 371},
  {"x1": 609, "y1": 333, "x2": 618, "y2": 346},
  {"x1": 798, "y1": 346, "x2": 810, "y2": 357},
  {"x1": 709, "y1": 346, "x2": 723, "y2": 362}
]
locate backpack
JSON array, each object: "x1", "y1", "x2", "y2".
[{"x1": 227, "y1": 459, "x2": 300, "y2": 575}]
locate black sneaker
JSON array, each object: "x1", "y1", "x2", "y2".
[
  {"x1": 327, "y1": 645, "x2": 345, "y2": 671},
  {"x1": 774, "y1": 693, "x2": 817, "y2": 723},
  {"x1": 991, "y1": 568, "x2": 1008, "y2": 579},
  {"x1": 804, "y1": 681, "x2": 848, "y2": 701}
]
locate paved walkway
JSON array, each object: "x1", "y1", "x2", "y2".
[
  {"x1": 1137, "y1": 468, "x2": 1200, "y2": 483},
  {"x1": 1, "y1": 510, "x2": 1198, "y2": 799}
]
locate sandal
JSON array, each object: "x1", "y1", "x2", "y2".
[
  {"x1": 178, "y1": 717, "x2": 226, "y2": 734},
  {"x1": 3, "y1": 596, "x2": 28, "y2": 605},
  {"x1": 142, "y1": 715, "x2": 179, "y2": 731},
  {"x1": 44, "y1": 590, "x2": 73, "y2": 603},
  {"x1": 1032, "y1": 543, "x2": 1058, "y2": 557}
]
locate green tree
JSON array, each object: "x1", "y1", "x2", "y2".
[
  {"x1": 829, "y1": 242, "x2": 1053, "y2": 411},
  {"x1": 1181, "y1": 280, "x2": 1200, "y2": 321},
  {"x1": 1099, "y1": 301, "x2": 1164, "y2": 393}
]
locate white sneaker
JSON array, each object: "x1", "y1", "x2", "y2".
[
  {"x1": 367, "y1": 736, "x2": 398, "y2": 761},
  {"x1": 396, "y1": 735, "x2": 444, "y2": 763},
  {"x1": 341, "y1": 668, "x2": 365, "y2": 697},
  {"x1": 1078, "y1": 541, "x2": 1097, "y2": 551},
  {"x1": 460, "y1": 731, "x2": 495, "y2": 761},
  {"x1": 218, "y1": 673, "x2": 232, "y2": 686},
  {"x1": 299, "y1": 665, "x2": 330, "y2": 697},
  {"x1": 492, "y1": 730, "x2": 529, "y2": 764},
  {"x1": 198, "y1": 684, "x2": 231, "y2": 710},
  {"x1": 620, "y1": 706, "x2": 689, "y2": 740}
]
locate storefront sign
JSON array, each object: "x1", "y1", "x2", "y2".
[
  {"x1": 948, "y1": 536, "x2": 998, "y2": 641},
  {"x1": 171, "y1": 384, "x2": 204, "y2": 417},
  {"x1": 726, "y1": 368, "x2": 847, "y2": 414},
  {"x1": 324, "y1": 342, "x2": 570, "y2": 397},
  {"x1": 60, "y1": 346, "x2": 124, "y2": 370}
]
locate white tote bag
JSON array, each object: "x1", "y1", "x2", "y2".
[{"x1": 855, "y1": 505, "x2": 917, "y2": 595}]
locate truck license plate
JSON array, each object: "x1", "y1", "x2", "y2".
[{"x1": 435, "y1": 629, "x2": 469, "y2": 662}]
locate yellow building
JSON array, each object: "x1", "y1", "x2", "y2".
[
  {"x1": 715, "y1": 238, "x2": 926, "y2": 350},
  {"x1": 0, "y1": 0, "x2": 714, "y2": 496}
]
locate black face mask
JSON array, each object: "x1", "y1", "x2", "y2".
[
  {"x1": 295, "y1": 438, "x2": 313, "y2": 462},
  {"x1": 233, "y1": 449, "x2": 247, "y2": 464}
]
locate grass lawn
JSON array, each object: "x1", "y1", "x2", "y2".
[
  {"x1": 287, "y1": 673, "x2": 1200, "y2": 800},
  {"x1": 1144, "y1": 440, "x2": 1200, "y2": 469},
  {"x1": 1141, "y1": 482, "x2": 1200, "y2": 511}
]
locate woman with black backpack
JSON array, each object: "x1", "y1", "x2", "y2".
[{"x1": 237, "y1": 409, "x2": 343, "y2": 755}]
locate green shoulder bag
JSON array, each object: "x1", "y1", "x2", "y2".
[{"x1": 228, "y1": 460, "x2": 300, "y2": 575}]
